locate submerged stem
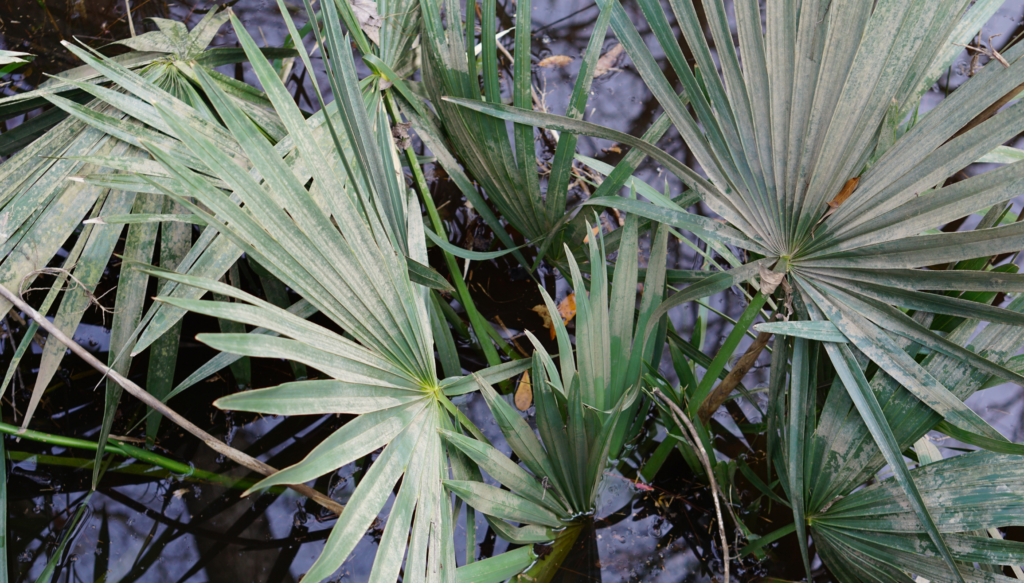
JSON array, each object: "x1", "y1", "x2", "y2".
[{"x1": 653, "y1": 388, "x2": 730, "y2": 582}]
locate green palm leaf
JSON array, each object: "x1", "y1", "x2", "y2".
[
  {"x1": 814, "y1": 452, "x2": 1024, "y2": 582},
  {"x1": 32, "y1": 5, "x2": 538, "y2": 581},
  {"x1": 0, "y1": 9, "x2": 290, "y2": 457},
  {"x1": 440, "y1": 221, "x2": 663, "y2": 568},
  {"x1": 455, "y1": 1, "x2": 1024, "y2": 579}
]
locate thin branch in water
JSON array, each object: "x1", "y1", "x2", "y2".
[
  {"x1": 0, "y1": 282, "x2": 344, "y2": 516},
  {"x1": 652, "y1": 388, "x2": 730, "y2": 583}
]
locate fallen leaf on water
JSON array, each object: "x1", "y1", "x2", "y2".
[
  {"x1": 557, "y1": 293, "x2": 576, "y2": 325},
  {"x1": 515, "y1": 371, "x2": 532, "y2": 411},
  {"x1": 539, "y1": 55, "x2": 573, "y2": 68},
  {"x1": 533, "y1": 293, "x2": 576, "y2": 340},
  {"x1": 594, "y1": 43, "x2": 624, "y2": 78},
  {"x1": 533, "y1": 304, "x2": 554, "y2": 335},
  {"x1": 350, "y1": 0, "x2": 383, "y2": 45}
]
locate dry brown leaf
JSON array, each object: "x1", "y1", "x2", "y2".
[
  {"x1": 557, "y1": 293, "x2": 576, "y2": 325},
  {"x1": 816, "y1": 175, "x2": 860, "y2": 228},
  {"x1": 594, "y1": 43, "x2": 624, "y2": 78},
  {"x1": 827, "y1": 176, "x2": 860, "y2": 210},
  {"x1": 533, "y1": 294, "x2": 576, "y2": 340},
  {"x1": 607, "y1": 207, "x2": 625, "y2": 227},
  {"x1": 956, "y1": 34, "x2": 1011, "y2": 74},
  {"x1": 603, "y1": 145, "x2": 622, "y2": 154},
  {"x1": 351, "y1": 0, "x2": 383, "y2": 45},
  {"x1": 582, "y1": 224, "x2": 600, "y2": 244},
  {"x1": 515, "y1": 371, "x2": 533, "y2": 411},
  {"x1": 759, "y1": 264, "x2": 786, "y2": 295},
  {"x1": 532, "y1": 304, "x2": 554, "y2": 335},
  {"x1": 538, "y1": 55, "x2": 573, "y2": 68}
]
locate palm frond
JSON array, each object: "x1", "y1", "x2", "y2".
[
  {"x1": 457, "y1": 1, "x2": 1024, "y2": 579},
  {"x1": 30, "y1": 6, "x2": 540, "y2": 581},
  {"x1": 0, "y1": 9, "x2": 291, "y2": 448}
]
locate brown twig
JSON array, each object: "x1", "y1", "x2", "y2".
[
  {"x1": 949, "y1": 80, "x2": 1024, "y2": 142},
  {"x1": 5, "y1": 309, "x2": 46, "y2": 349},
  {"x1": 955, "y1": 34, "x2": 1010, "y2": 72},
  {"x1": 0, "y1": 282, "x2": 344, "y2": 516},
  {"x1": 697, "y1": 330, "x2": 773, "y2": 424},
  {"x1": 22, "y1": 267, "x2": 116, "y2": 326},
  {"x1": 652, "y1": 388, "x2": 730, "y2": 583}
]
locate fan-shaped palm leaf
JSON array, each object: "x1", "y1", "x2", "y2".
[
  {"x1": 450, "y1": 0, "x2": 1024, "y2": 579},
  {"x1": 0, "y1": 9, "x2": 293, "y2": 460},
  {"x1": 45, "y1": 4, "x2": 540, "y2": 581}
]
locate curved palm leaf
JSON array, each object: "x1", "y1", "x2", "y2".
[
  {"x1": 0, "y1": 9, "x2": 292, "y2": 452},
  {"x1": 814, "y1": 451, "x2": 1024, "y2": 582}
]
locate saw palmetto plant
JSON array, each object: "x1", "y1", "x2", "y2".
[
  {"x1": 29, "y1": 0, "x2": 546, "y2": 580},
  {"x1": 441, "y1": 211, "x2": 670, "y2": 578},
  {"x1": 7, "y1": 0, "x2": 1024, "y2": 581},
  {"x1": 0, "y1": 7, "x2": 295, "y2": 473},
  {"x1": 416, "y1": 0, "x2": 671, "y2": 267},
  {"x1": 791, "y1": 288, "x2": 1024, "y2": 580},
  {"x1": 453, "y1": 0, "x2": 1024, "y2": 580}
]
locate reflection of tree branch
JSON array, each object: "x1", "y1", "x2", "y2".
[
  {"x1": 101, "y1": 488, "x2": 331, "y2": 550},
  {"x1": 532, "y1": 3, "x2": 599, "y2": 36}
]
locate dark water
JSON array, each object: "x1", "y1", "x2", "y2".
[{"x1": 2, "y1": 0, "x2": 1024, "y2": 581}]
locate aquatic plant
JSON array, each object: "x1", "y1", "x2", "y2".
[
  {"x1": 6, "y1": 0, "x2": 1024, "y2": 581},
  {"x1": 0, "y1": 7, "x2": 294, "y2": 479},
  {"x1": 456, "y1": 0, "x2": 1024, "y2": 579}
]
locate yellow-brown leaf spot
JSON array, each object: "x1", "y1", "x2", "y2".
[
  {"x1": 828, "y1": 176, "x2": 860, "y2": 210},
  {"x1": 515, "y1": 371, "x2": 533, "y2": 411}
]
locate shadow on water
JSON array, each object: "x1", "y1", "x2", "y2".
[{"x1": 3, "y1": 0, "x2": 1024, "y2": 581}]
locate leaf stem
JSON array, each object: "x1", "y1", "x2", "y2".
[{"x1": 383, "y1": 90, "x2": 507, "y2": 373}]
